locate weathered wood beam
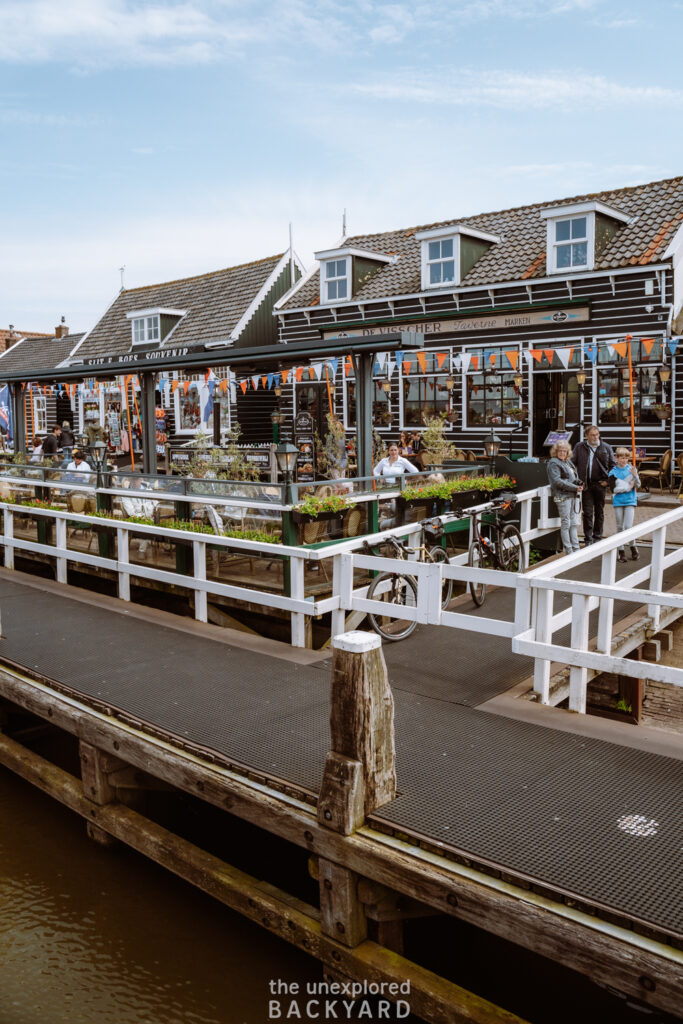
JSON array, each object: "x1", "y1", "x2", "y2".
[
  {"x1": 79, "y1": 741, "x2": 124, "y2": 846},
  {"x1": 0, "y1": 729, "x2": 528, "y2": 1024},
  {"x1": 0, "y1": 670, "x2": 680, "y2": 1016}
]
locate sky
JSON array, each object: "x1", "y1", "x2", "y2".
[{"x1": 2, "y1": 0, "x2": 683, "y2": 334}]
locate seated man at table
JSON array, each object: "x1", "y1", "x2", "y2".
[{"x1": 64, "y1": 450, "x2": 94, "y2": 484}]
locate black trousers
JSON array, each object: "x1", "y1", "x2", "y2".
[{"x1": 581, "y1": 482, "x2": 607, "y2": 542}]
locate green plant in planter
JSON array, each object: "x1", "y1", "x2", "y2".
[
  {"x1": 294, "y1": 493, "x2": 357, "y2": 517},
  {"x1": 402, "y1": 473, "x2": 516, "y2": 503},
  {"x1": 17, "y1": 498, "x2": 64, "y2": 511},
  {"x1": 478, "y1": 474, "x2": 516, "y2": 493},
  {"x1": 171, "y1": 423, "x2": 260, "y2": 480},
  {"x1": 420, "y1": 415, "x2": 457, "y2": 464}
]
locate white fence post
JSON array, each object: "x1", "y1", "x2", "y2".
[
  {"x1": 532, "y1": 587, "x2": 553, "y2": 704},
  {"x1": 596, "y1": 549, "x2": 617, "y2": 654},
  {"x1": 649, "y1": 526, "x2": 666, "y2": 631},
  {"x1": 519, "y1": 495, "x2": 532, "y2": 563},
  {"x1": 330, "y1": 554, "x2": 346, "y2": 638},
  {"x1": 290, "y1": 555, "x2": 306, "y2": 648},
  {"x1": 568, "y1": 593, "x2": 590, "y2": 714},
  {"x1": 193, "y1": 539, "x2": 208, "y2": 623},
  {"x1": 3, "y1": 508, "x2": 13, "y2": 570},
  {"x1": 55, "y1": 518, "x2": 68, "y2": 584},
  {"x1": 117, "y1": 527, "x2": 130, "y2": 602}
]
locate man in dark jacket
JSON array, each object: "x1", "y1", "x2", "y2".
[
  {"x1": 41, "y1": 424, "x2": 62, "y2": 458},
  {"x1": 571, "y1": 424, "x2": 615, "y2": 544}
]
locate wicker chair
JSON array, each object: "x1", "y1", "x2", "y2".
[
  {"x1": 640, "y1": 449, "x2": 672, "y2": 492},
  {"x1": 675, "y1": 452, "x2": 683, "y2": 498}
]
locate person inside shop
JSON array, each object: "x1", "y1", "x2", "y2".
[
  {"x1": 29, "y1": 435, "x2": 43, "y2": 463},
  {"x1": 547, "y1": 441, "x2": 583, "y2": 556},
  {"x1": 41, "y1": 424, "x2": 62, "y2": 460},
  {"x1": 374, "y1": 443, "x2": 419, "y2": 483},
  {"x1": 608, "y1": 447, "x2": 641, "y2": 562},
  {"x1": 409, "y1": 430, "x2": 424, "y2": 467},
  {"x1": 60, "y1": 420, "x2": 75, "y2": 462},
  {"x1": 571, "y1": 425, "x2": 615, "y2": 545},
  {"x1": 398, "y1": 432, "x2": 412, "y2": 456}
]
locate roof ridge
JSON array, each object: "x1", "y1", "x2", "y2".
[
  {"x1": 345, "y1": 174, "x2": 683, "y2": 244},
  {"x1": 122, "y1": 253, "x2": 285, "y2": 295}
]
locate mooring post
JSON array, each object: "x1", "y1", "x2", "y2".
[
  {"x1": 317, "y1": 631, "x2": 397, "y2": 949},
  {"x1": 79, "y1": 741, "x2": 126, "y2": 847}
]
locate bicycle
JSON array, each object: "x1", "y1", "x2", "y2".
[
  {"x1": 466, "y1": 494, "x2": 524, "y2": 607},
  {"x1": 364, "y1": 525, "x2": 453, "y2": 642}
]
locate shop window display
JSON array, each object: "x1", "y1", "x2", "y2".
[{"x1": 597, "y1": 366, "x2": 662, "y2": 425}]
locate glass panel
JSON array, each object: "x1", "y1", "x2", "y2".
[
  {"x1": 429, "y1": 263, "x2": 441, "y2": 284},
  {"x1": 572, "y1": 242, "x2": 587, "y2": 266},
  {"x1": 337, "y1": 279, "x2": 347, "y2": 298},
  {"x1": 571, "y1": 217, "x2": 587, "y2": 239},
  {"x1": 441, "y1": 260, "x2": 455, "y2": 282},
  {"x1": 428, "y1": 241, "x2": 440, "y2": 261},
  {"x1": 597, "y1": 368, "x2": 662, "y2": 425},
  {"x1": 441, "y1": 238, "x2": 453, "y2": 258},
  {"x1": 327, "y1": 280, "x2": 338, "y2": 300},
  {"x1": 326, "y1": 262, "x2": 335, "y2": 278},
  {"x1": 555, "y1": 219, "x2": 571, "y2": 242},
  {"x1": 556, "y1": 244, "x2": 572, "y2": 268}
]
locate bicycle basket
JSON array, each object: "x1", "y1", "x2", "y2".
[{"x1": 422, "y1": 516, "x2": 444, "y2": 540}]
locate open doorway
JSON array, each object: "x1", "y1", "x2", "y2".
[{"x1": 533, "y1": 372, "x2": 582, "y2": 454}]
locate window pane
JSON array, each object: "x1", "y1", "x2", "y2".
[
  {"x1": 326, "y1": 262, "x2": 335, "y2": 278},
  {"x1": 441, "y1": 260, "x2": 455, "y2": 282},
  {"x1": 335, "y1": 259, "x2": 346, "y2": 277},
  {"x1": 441, "y1": 238, "x2": 453, "y2": 258},
  {"x1": 555, "y1": 220, "x2": 571, "y2": 242},
  {"x1": 571, "y1": 217, "x2": 587, "y2": 239},
  {"x1": 328, "y1": 281, "x2": 338, "y2": 300},
  {"x1": 428, "y1": 241, "x2": 440, "y2": 261},
  {"x1": 430, "y1": 263, "x2": 442, "y2": 284},
  {"x1": 337, "y1": 279, "x2": 347, "y2": 298},
  {"x1": 556, "y1": 244, "x2": 572, "y2": 268},
  {"x1": 572, "y1": 242, "x2": 587, "y2": 266}
]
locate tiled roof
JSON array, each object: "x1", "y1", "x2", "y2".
[
  {"x1": 0, "y1": 329, "x2": 53, "y2": 353},
  {"x1": 0, "y1": 333, "x2": 84, "y2": 376},
  {"x1": 73, "y1": 255, "x2": 285, "y2": 361},
  {"x1": 281, "y1": 175, "x2": 683, "y2": 310}
]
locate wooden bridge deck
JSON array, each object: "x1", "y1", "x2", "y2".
[{"x1": 0, "y1": 563, "x2": 681, "y2": 946}]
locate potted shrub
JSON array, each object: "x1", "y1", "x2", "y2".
[
  {"x1": 292, "y1": 490, "x2": 358, "y2": 543},
  {"x1": 419, "y1": 414, "x2": 457, "y2": 468}
]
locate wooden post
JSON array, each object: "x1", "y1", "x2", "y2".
[{"x1": 79, "y1": 741, "x2": 125, "y2": 847}]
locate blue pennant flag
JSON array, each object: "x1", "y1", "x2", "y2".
[
  {"x1": 267, "y1": 373, "x2": 274, "y2": 389},
  {"x1": 584, "y1": 342, "x2": 598, "y2": 364},
  {"x1": 394, "y1": 351, "x2": 404, "y2": 369},
  {"x1": 667, "y1": 337, "x2": 680, "y2": 357},
  {"x1": 327, "y1": 357, "x2": 339, "y2": 378}
]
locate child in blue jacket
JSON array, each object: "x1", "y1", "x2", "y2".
[{"x1": 608, "y1": 447, "x2": 641, "y2": 562}]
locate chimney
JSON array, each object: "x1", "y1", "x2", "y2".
[{"x1": 55, "y1": 315, "x2": 69, "y2": 339}]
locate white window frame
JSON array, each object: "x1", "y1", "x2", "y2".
[
  {"x1": 78, "y1": 391, "x2": 105, "y2": 434},
  {"x1": 548, "y1": 215, "x2": 593, "y2": 274},
  {"x1": 416, "y1": 225, "x2": 500, "y2": 291},
  {"x1": 173, "y1": 382, "x2": 216, "y2": 436},
  {"x1": 321, "y1": 258, "x2": 350, "y2": 304},
  {"x1": 32, "y1": 395, "x2": 47, "y2": 435},
  {"x1": 540, "y1": 201, "x2": 629, "y2": 276},
  {"x1": 131, "y1": 314, "x2": 160, "y2": 346},
  {"x1": 459, "y1": 342, "x2": 523, "y2": 432},
  {"x1": 590, "y1": 332, "x2": 667, "y2": 433},
  {"x1": 425, "y1": 237, "x2": 457, "y2": 288},
  {"x1": 342, "y1": 372, "x2": 392, "y2": 432}
]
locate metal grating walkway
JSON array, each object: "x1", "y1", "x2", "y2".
[{"x1": 0, "y1": 573, "x2": 681, "y2": 938}]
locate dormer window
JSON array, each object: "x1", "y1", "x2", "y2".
[
  {"x1": 316, "y1": 247, "x2": 394, "y2": 305},
  {"x1": 132, "y1": 315, "x2": 160, "y2": 345},
  {"x1": 541, "y1": 201, "x2": 630, "y2": 276},
  {"x1": 416, "y1": 225, "x2": 500, "y2": 291},
  {"x1": 325, "y1": 258, "x2": 349, "y2": 302},
  {"x1": 126, "y1": 307, "x2": 185, "y2": 347}
]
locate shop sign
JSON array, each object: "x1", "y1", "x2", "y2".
[{"x1": 323, "y1": 306, "x2": 590, "y2": 340}]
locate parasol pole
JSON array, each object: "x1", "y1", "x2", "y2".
[{"x1": 625, "y1": 334, "x2": 636, "y2": 467}]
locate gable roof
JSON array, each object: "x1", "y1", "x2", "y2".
[
  {"x1": 72, "y1": 254, "x2": 287, "y2": 362},
  {"x1": 280, "y1": 175, "x2": 683, "y2": 311},
  {"x1": 0, "y1": 333, "x2": 85, "y2": 377}
]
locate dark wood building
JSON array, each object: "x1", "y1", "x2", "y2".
[{"x1": 274, "y1": 176, "x2": 683, "y2": 466}]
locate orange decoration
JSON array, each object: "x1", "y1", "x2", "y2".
[
  {"x1": 505, "y1": 350, "x2": 519, "y2": 370},
  {"x1": 295, "y1": 367, "x2": 305, "y2": 382},
  {"x1": 281, "y1": 368, "x2": 290, "y2": 384},
  {"x1": 239, "y1": 380, "x2": 247, "y2": 395},
  {"x1": 402, "y1": 358, "x2": 412, "y2": 375},
  {"x1": 183, "y1": 380, "x2": 190, "y2": 394},
  {"x1": 543, "y1": 349, "x2": 555, "y2": 365},
  {"x1": 436, "y1": 352, "x2": 447, "y2": 370},
  {"x1": 471, "y1": 355, "x2": 479, "y2": 370},
  {"x1": 529, "y1": 349, "x2": 543, "y2": 363},
  {"x1": 641, "y1": 337, "x2": 655, "y2": 355},
  {"x1": 612, "y1": 341, "x2": 628, "y2": 358},
  {"x1": 416, "y1": 351, "x2": 427, "y2": 373},
  {"x1": 261, "y1": 376, "x2": 268, "y2": 390}
]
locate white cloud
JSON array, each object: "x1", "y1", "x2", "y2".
[{"x1": 349, "y1": 70, "x2": 683, "y2": 110}]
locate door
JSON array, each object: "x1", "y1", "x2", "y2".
[{"x1": 533, "y1": 372, "x2": 582, "y2": 454}]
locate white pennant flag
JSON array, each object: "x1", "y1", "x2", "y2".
[
  {"x1": 311, "y1": 362, "x2": 324, "y2": 380},
  {"x1": 386, "y1": 357, "x2": 396, "y2": 377},
  {"x1": 460, "y1": 352, "x2": 471, "y2": 374},
  {"x1": 523, "y1": 349, "x2": 535, "y2": 367},
  {"x1": 375, "y1": 351, "x2": 387, "y2": 373},
  {"x1": 555, "y1": 346, "x2": 573, "y2": 369},
  {"x1": 251, "y1": 375, "x2": 260, "y2": 390}
]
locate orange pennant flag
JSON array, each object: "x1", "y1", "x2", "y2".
[
  {"x1": 239, "y1": 380, "x2": 247, "y2": 395},
  {"x1": 529, "y1": 349, "x2": 543, "y2": 363},
  {"x1": 543, "y1": 349, "x2": 555, "y2": 365},
  {"x1": 345, "y1": 356, "x2": 353, "y2": 376},
  {"x1": 436, "y1": 352, "x2": 447, "y2": 370},
  {"x1": 488, "y1": 352, "x2": 496, "y2": 367},
  {"x1": 416, "y1": 351, "x2": 427, "y2": 373},
  {"x1": 402, "y1": 358, "x2": 412, "y2": 375},
  {"x1": 171, "y1": 380, "x2": 179, "y2": 394},
  {"x1": 641, "y1": 337, "x2": 655, "y2": 356},
  {"x1": 295, "y1": 367, "x2": 304, "y2": 382},
  {"x1": 183, "y1": 380, "x2": 190, "y2": 394},
  {"x1": 261, "y1": 376, "x2": 268, "y2": 390},
  {"x1": 612, "y1": 341, "x2": 628, "y2": 358},
  {"x1": 505, "y1": 350, "x2": 519, "y2": 370},
  {"x1": 471, "y1": 355, "x2": 479, "y2": 371}
]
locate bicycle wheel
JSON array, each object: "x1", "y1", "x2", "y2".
[
  {"x1": 367, "y1": 571, "x2": 418, "y2": 641},
  {"x1": 428, "y1": 545, "x2": 453, "y2": 609},
  {"x1": 500, "y1": 524, "x2": 525, "y2": 573},
  {"x1": 468, "y1": 541, "x2": 490, "y2": 607}
]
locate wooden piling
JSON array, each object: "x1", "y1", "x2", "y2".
[{"x1": 79, "y1": 741, "x2": 126, "y2": 846}]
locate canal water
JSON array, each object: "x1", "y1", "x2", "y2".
[{"x1": 0, "y1": 765, "x2": 677, "y2": 1024}]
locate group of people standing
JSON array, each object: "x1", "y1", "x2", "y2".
[
  {"x1": 29, "y1": 422, "x2": 93, "y2": 479},
  {"x1": 547, "y1": 425, "x2": 641, "y2": 562}
]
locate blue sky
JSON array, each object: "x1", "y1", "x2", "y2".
[{"x1": 2, "y1": 0, "x2": 683, "y2": 333}]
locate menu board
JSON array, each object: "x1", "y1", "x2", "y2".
[{"x1": 295, "y1": 412, "x2": 315, "y2": 482}]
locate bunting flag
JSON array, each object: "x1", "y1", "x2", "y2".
[
  {"x1": 504, "y1": 350, "x2": 519, "y2": 370},
  {"x1": 239, "y1": 380, "x2": 248, "y2": 395},
  {"x1": 470, "y1": 355, "x2": 479, "y2": 371},
  {"x1": 416, "y1": 351, "x2": 427, "y2": 373},
  {"x1": 281, "y1": 367, "x2": 290, "y2": 384},
  {"x1": 204, "y1": 369, "x2": 211, "y2": 383},
  {"x1": 295, "y1": 367, "x2": 305, "y2": 382},
  {"x1": 261, "y1": 375, "x2": 268, "y2": 390},
  {"x1": 266, "y1": 373, "x2": 274, "y2": 389},
  {"x1": 529, "y1": 349, "x2": 543, "y2": 363},
  {"x1": 453, "y1": 354, "x2": 462, "y2": 370},
  {"x1": 402, "y1": 357, "x2": 412, "y2": 374},
  {"x1": 375, "y1": 352, "x2": 387, "y2": 373},
  {"x1": 612, "y1": 341, "x2": 628, "y2": 358},
  {"x1": 543, "y1": 349, "x2": 555, "y2": 365},
  {"x1": 555, "y1": 347, "x2": 574, "y2": 369},
  {"x1": 312, "y1": 362, "x2": 324, "y2": 380},
  {"x1": 183, "y1": 380, "x2": 191, "y2": 395},
  {"x1": 668, "y1": 338, "x2": 680, "y2": 357},
  {"x1": 436, "y1": 352, "x2": 448, "y2": 370},
  {"x1": 345, "y1": 356, "x2": 353, "y2": 376},
  {"x1": 386, "y1": 356, "x2": 396, "y2": 377},
  {"x1": 327, "y1": 357, "x2": 339, "y2": 378},
  {"x1": 641, "y1": 337, "x2": 655, "y2": 356},
  {"x1": 523, "y1": 350, "x2": 535, "y2": 367},
  {"x1": 394, "y1": 351, "x2": 404, "y2": 369},
  {"x1": 488, "y1": 351, "x2": 497, "y2": 368},
  {"x1": 250, "y1": 375, "x2": 258, "y2": 390},
  {"x1": 171, "y1": 381, "x2": 180, "y2": 394},
  {"x1": 584, "y1": 343, "x2": 598, "y2": 364}
]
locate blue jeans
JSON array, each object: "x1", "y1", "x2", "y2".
[
  {"x1": 555, "y1": 496, "x2": 580, "y2": 554},
  {"x1": 614, "y1": 504, "x2": 636, "y2": 552}
]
